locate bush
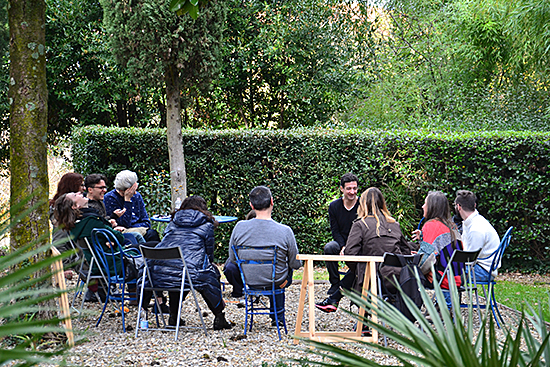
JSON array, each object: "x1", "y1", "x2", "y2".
[{"x1": 72, "y1": 127, "x2": 550, "y2": 271}]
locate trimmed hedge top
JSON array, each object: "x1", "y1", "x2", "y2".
[{"x1": 73, "y1": 127, "x2": 550, "y2": 271}]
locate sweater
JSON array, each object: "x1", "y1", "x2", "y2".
[
  {"x1": 228, "y1": 218, "x2": 302, "y2": 287},
  {"x1": 462, "y1": 210, "x2": 501, "y2": 276},
  {"x1": 328, "y1": 198, "x2": 359, "y2": 248},
  {"x1": 104, "y1": 189, "x2": 151, "y2": 229}
]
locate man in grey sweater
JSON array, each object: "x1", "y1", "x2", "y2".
[{"x1": 228, "y1": 186, "x2": 301, "y2": 325}]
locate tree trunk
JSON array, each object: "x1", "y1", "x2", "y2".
[
  {"x1": 8, "y1": 0, "x2": 54, "y2": 321},
  {"x1": 8, "y1": 0, "x2": 50, "y2": 255},
  {"x1": 165, "y1": 64, "x2": 186, "y2": 208}
]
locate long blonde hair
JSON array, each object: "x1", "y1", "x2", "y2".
[{"x1": 357, "y1": 187, "x2": 395, "y2": 236}]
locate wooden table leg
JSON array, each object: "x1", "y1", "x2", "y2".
[
  {"x1": 368, "y1": 261, "x2": 378, "y2": 342},
  {"x1": 307, "y1": 259, "x2": 315, "y2": 338},
  {"x1": 294, "y1": 259, "x2": 310, "y2": 344}
]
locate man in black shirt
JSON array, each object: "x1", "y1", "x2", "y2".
[{"x1": 324, "y1": 173, "x2": 359, "y2": 295}]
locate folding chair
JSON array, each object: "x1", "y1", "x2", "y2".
[
  {"x1": 232, "y1": 244, "x2": 287, "y2": 340},
  {"x1": 135, "y1": 245, "x2": 207, "y2": 340},
  {"x1": 70, "y1": 237, "x2": 108, "y2": 314},
  {"x1": 437, "y1": 248, "x2": 482, "y2": 321},
  {"x1": 473, "y1": 226, "x2": 513, "y2": 327},
  {"x1": 90, "y1": 228, "x2": 140, "y2": 332}
]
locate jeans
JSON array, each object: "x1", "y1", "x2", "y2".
[{"x1": 472, "y1": 264, "x2": 491, "y2": 283}]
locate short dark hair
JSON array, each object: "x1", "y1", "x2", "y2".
[
  {"x1": 84, "y1": 174, "x2": 107, "y2": 189},
  {"x1": 249, "y1": 186, "x2": 272, "y2": 210},
  {"x1": 455, "y1": 190, "x2": 476, "y2": 211},
  {"x1": 340, "y1": 173, "x2": 359, "y2": 188}
]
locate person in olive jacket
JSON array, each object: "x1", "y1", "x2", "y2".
[
  {"x1": 138, "y1": 196, "x2": 233, "y2": 330},
  {"x1": 54, "y1": 191, "x2": 129, "y2": 277}
]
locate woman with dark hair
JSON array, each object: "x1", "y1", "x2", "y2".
[
  {"x1": 54, "y1": 192, "x2": 132, "y2": 278},
  {"x1": 316, "y1": 187, "x2": 415, "y2": 312},
  {"x1": 50, "y1": 173, "x2": 85, "y2": 207},
  {"x1": 412, "y1": 191, "x2": 461, "y2": 307},
  {"x1": 49, "y1": 173, "x2": 86, "y2": 266},
  {"x1": 139, "y1": 195, "x2": 232, "y2": 330}
]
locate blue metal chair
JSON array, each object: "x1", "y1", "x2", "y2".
[
  {"x1": 90, "y1": 228, "x2": 141, "y2": 332},
  {"x1": 469, "y1": 226, "x2": 513, "y2": 327},
  {"x1": 135, "y1": 245, "x2": 207, "y2": 340},
  {"x1": 232, "y1": 244, "x2": 287, "y2": 340}
]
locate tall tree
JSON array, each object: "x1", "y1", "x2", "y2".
[
  {"x1": 46, "y1": 0, "x2": 164, "y2": 137},
  {"x1": 0, "y1": 0, "x2": 9, "y2": 165},
  {"x1": 8, "y1": 0, "x2": 50, "y2": 259},
  {"x1": 101, "y1": 0, "x2": 225, "y2": 204}
]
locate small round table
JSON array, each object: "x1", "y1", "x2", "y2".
[{"x1": 151, "y1": 214, "x2": 238, "y2": 223}]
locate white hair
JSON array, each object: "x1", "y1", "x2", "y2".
[{"x1": 114, "y1": 170, "x2": 138, "y2": 191}]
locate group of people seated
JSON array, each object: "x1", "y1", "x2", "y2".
[
  {"x1": 316, "y1": 173, "x2": 501, "y2": 314},
  {"x1": 50, "y1": 168, "x2": 501, "y2": 333}
]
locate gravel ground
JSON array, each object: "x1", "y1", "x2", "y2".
[{"x1": 62, "y1": 272, "x2": 539, "y2": 367}]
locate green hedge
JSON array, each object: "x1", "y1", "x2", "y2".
[{"x1": 72, "y1": 126, "x2": 550, "y2": 272}]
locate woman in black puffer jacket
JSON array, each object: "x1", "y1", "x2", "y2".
[{"x1": 139, "y1": 196, "x2": 232, "y2": 330}]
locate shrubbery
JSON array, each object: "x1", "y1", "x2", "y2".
[{"x1": 73, "y1": 126, "x2": 550, "y2": 271}]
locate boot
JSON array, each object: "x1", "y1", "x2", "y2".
[{"x1": 213, "y1": 312, "x2": 233, "y2": 330}]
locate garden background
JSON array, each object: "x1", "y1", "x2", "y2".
[{"x1": 3, "y1": 0, "x2": 550, "y2": 270}]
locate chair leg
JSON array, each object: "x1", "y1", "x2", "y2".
[
  {"x1": 188, "y1": 286, "x2": 208, "y2": 336},
  {"x1": 135, "y1": 290, "x2": 144, "y2": 338},
  {"x1": 489, "y1": 285, "x2": 504, "y2": 328},
  {"x1": 71, "y1": 279, "x2": 84, "y2": 314},
  {"x1": 95, "y1": 285, "x2": 110, "y2": 328},
  {"x1": 273, "y1": 295, "x2": 281, "y2": 341},
  {"x1": 244, "y1": 295, "x2": 250, "y2": 335}
]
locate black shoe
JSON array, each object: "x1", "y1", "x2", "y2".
[
  {"x1": 168, "y1": 315, "x2": 185, "y2": 327},
  {"x1": 84, "y1": 290, "x2": 98, "y2": 303},
  {"x1": 213, "y1": 312, "x2": 233, "y2": 330},
  {"x1": 315, "y1": 298, "x2": 339, "y2": 313},
  {"x1": 327, "y1": 284, "x2": 340, "y2": 295},
  {"x1": 271, "y1": 319, "x2": 285, "y2": 327}
]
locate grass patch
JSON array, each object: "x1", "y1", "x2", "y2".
[{"x1": 495, "y1": 280, "x2": 550, "y2": 322}]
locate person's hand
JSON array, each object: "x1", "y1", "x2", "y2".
[
  {"x1": 106, "y1": 242, "x2": 113, "y2": 248},
  {"x1": 411, "y1": 229, "x2": 421, "y2": 241},
  {"x1": 124, "y1": 182, "x2": 138, "y2": 201},
  {"x1": 109, "y1": 219, "x2": 117, "y2": 228},
  {"x1": 411, "y1": 251, "x2": 418, "y2": 255},
  {"x1": 114, "y1": 226, "x2": 126, "y2": 232},
  {"x1": 113, "y1": 208, "x2": 126, "y2": 217},
  {"x1": 340, "y1": 246, "x2": 346, "y2": 256}
]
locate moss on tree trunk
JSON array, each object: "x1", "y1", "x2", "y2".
[{"x1": 8, "y1": 0, "x2": 50, "y2": 257}]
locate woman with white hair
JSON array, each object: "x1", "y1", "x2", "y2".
[{"x1": 104, "y1": 170, "x2": 160, "y2": 242}]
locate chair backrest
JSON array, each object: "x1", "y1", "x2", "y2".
[
  {"x1": 382, "y1": 253, "x2": 421, "y2": 268},
  {"x1": 438, "y1": 240, "x2": 464, "y2": 275},
  {"x1": 140, "y1": 245, "x2": 183, "y2": 261},
  {"x1": 438, "y1": 248, "x2": 481, "y2": 287},
  {"x1": 487, "y1": 226, "x2": 513, "y2": 278},
  {"x1": 90, "y1": 228, "x2": 125, "y2": 280},
  {"x1": 139, "y1": 245, "x2": 190, "y2": 291},
  {"x1": 232, "y1": 245, "x2": 277, "y2": 289}
]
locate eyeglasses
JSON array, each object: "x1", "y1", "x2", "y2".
[{"x1": 93, "y1": 186, "x2": 108, "y2": 190}]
